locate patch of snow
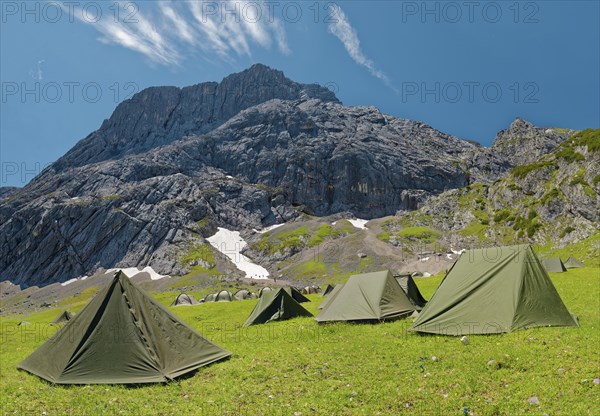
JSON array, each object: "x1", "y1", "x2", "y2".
[
  {"x1": 420, "y1": 257, "x2": 430, "y2": 262},
  {"x1": 253, "y1": 223, "x2": 285, "y2": 234},
  {"x1": 107, "y1": 267, "x2": 169, "y2": 280},
  {"x1": 71, "y1": 197, "x2": 80, "y2": 200},
  {"x1": 108, "y1": 267, "x2": 142, "y2": 278},
  {"x1": 80, "y1": 275, "x2": 89, "y2": 280},
  {"x1": 451, "y1": 248, "x2": 465, "y2": 255},
  {"x1": 141, "y1": 266, "x2": 170, "y2": 280},
  {"x1": 208, "y1": 227, "x2": 270, "y2": 279},
  {"x1": 226, "y1": 175, "x2": 234, "y2": 179},
  {"x1": 61, "y1": 278, "x2": 78, "y2": 286},
  {"x1": 446, "y1": 254, "x2": 453, "y2": 260},
  {"x1": 347, "y1": 219, "x2": 368, "y2": 229}
]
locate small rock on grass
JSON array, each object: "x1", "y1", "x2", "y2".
[
  {"x1": 432, "y1": 356, "x2": 439, "y2": 362},
  {"x1": 460, "y1": 336, "x2": 469, "y2": 345},
  {"x1": 528, "y1": 396, "x2": 540, "y2": 405},
  {"x1": 593, "y1": 378, "x2": 599, "y2": 385}
]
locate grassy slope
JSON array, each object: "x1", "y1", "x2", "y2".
[{"x1": 1, "y1": 268, "x2": 598, "y2": 415}]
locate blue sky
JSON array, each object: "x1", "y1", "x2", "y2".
[{"x1": 1, "y1": 1, "x2": 599, "y2": 187}]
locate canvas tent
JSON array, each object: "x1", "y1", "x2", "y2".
[
  {"x1": 283, "y1": 287, "x2": 310, "y2": 303},
  {"x1": 394, "y1": 274, "x2": 427, "y2": 309},
  {"x1": 18, "y1": 271, "x2": 231, "y2": 384},
  {"x1": 301, "y1": 286, "x2": 320, "y2": 294},
  {"x1": 215, "y1": 290, "x2": 233, "y2": 302},
  {"x1": 564, "y1": 257, "x2": 585, "y2": 269},
  {"x1": 258, "y1": 287, "x2": 273, "y2": 297},
  {"x1": 234, "y1": 289, "x2": 256, "y2": 300},
  {"x1": 318, "y1": 284, "x2": 344, "y2": 310},
  {"x1": 540, "y1": 257, "x2": 567, "y2": 273},
  {"x1": 204, "y1": 293, "x2": 217, "y2": 303},
  {"x1": 322, "y1": 284, "x2": 335, "y2": 296},
  {"x1": 171, "y1": 293, "x2": 199, "y2": 306},
  {"x1": 50, "y1": 311, "x2": 73, "y2": 325},
  {"x1": 243, "y1": 288, "x2": 313, "y2": 327},
  {"x1": 315, "y1": 271, "x2": 416, "y2": 323},
  {"x1": 411, "y1": 245, "x2": 578, "y2": 335}
]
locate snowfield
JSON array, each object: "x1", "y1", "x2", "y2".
[
  {"x1": 207, "y1": 227, "x2": 270, "y2": 279},
  {"x1": 332, "y1": 219, "x2": 369, "y2": 230},
  {"x1": 253, "y1": 223, "x2": 285, "y2": 234},
  {"x1": 107, "y1": 266, "x2": 170, "y2": 280}
]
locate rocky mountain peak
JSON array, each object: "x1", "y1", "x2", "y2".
[
  {"x1": 51, "y1": 64, "x2": 339, "y2": 172},
  {"x1": 493, "y1": 117, "x2": 537, "y2": 144}
]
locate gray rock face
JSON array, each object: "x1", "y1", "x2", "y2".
[
  {"x1": 465, "y1": 118, "x2": 574, "y2": 184},
  {"x1": 417, "y1": 130, "x2": 599, "y2": 247},
  {"x1": 52, "y1": 64, "x2": 338, "y2": 171},
  {"x1": 0, "y1": 187, "x2": 20, "y2": 200},
  {"x1": 0, "y1": 65, "x2": 583, "y2": 286}
]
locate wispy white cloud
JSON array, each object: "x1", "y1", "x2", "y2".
[
  {"x1": 327, "y1": 5, "x2": 394, "y2": 89},
  {"x1": 67, "y1": 1, "x2": 290, "y2": 66},
  {"x1": 159, "y1": 3, "x2": 196, "y2": 45}
]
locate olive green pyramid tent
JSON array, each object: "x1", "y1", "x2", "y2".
[
  {"x1": 564, "y1": 256, "x2": 585, "y2": 269},
  {"x1": 171, "y1": 293, "x2": 199, "y2": 306},
  {"x1": 258, "y1": 287, "x2": 273, "y2": 297},
  {"x1": 322, "y1": 284, "x2": 335, "y2": 296},
  {"x1": 50, "y1": 311, "x2": 73, "y2": 325},
  {"x1": 18, "y1": 271, "x2": 231, "y2": 384},
  {"x1": 243, "y1": 288, "x2": 313, "y2": 327},
  {"x1": 318, "y1": 284, "x2": 344, "y2": 310},
  {"x1": 283, "y1": 287, "x2": 310, "y2": 303},
  {"x1": 315, "y1": 271, "x2": 416, "y2": 323},
  {"x1": 540, "y1": 257, "x2": 567, "y2": 273},
  {"x1": 394, "y1": 274, "x2": 427, "y2": 309},
  {"x1": 411, "y1": 245, "x2": 578, "y2": 335}
]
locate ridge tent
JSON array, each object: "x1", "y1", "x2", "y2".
[
  {"x1": 18, "y1": 271, "x2": 231, "y2": 384},
  {"x1": 283, "y1": 287, "x2": 310, "y2": 303},
  {"x1": 315, "y1": 271, "x2": 416, "y2": 323},
  {"x1": 215, "y1": 290, "x2": 233, "y2": 302},
  {"x1": 171, "y1": 293, "x2": 200, "y2": 306},
  {"x1": 258, "y1": 287, "x2": 273, "y2": 297},
  {"x1": 540, "y1": 257, "x2": 567, "y2": 273},
  {"x1": 410, "y1": 245, "x2": 578, "y2": 335},
  {"x1": 394, "y1": 274, "x2": 427, "y2": 309},
  {"x1": 50, "y1": 311, "x2": 73, "y2": 325},
  {"x1": 564, "y1": 257, "x2": 585, "y2": 269},
  {"x1": 243, "y1": 288, "x2": 313, "y2": 327},
  {"x1": 322, "y1": 284, "x2": 335, "y2": 296},
  {"x1": 318, "y1": 284, "x2": 344, "y2": 310}
]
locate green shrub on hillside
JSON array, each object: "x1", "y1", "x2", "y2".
[
  {"x1": 511, "y1": 160, "x2": 555, "y2": 179},
  {"x1": 560, "y1": 128, "x2": 600, "y2": 153},
  {"x1": 540, "y1": 188, "x2": 561, "y2": 205},
  {"x1": 560, "y1": 226, "x2": 575, "y2": 238},
  {"x1": 398, "y1": 226, "x2": 440, "y2": 243},
  {"x1": 493, "y1": 210, "x2": 512, "y2": 223}
]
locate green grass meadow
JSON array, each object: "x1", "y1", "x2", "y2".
[{"x1": 1, "y1": 268, "x2": 598, "y2": 415}]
